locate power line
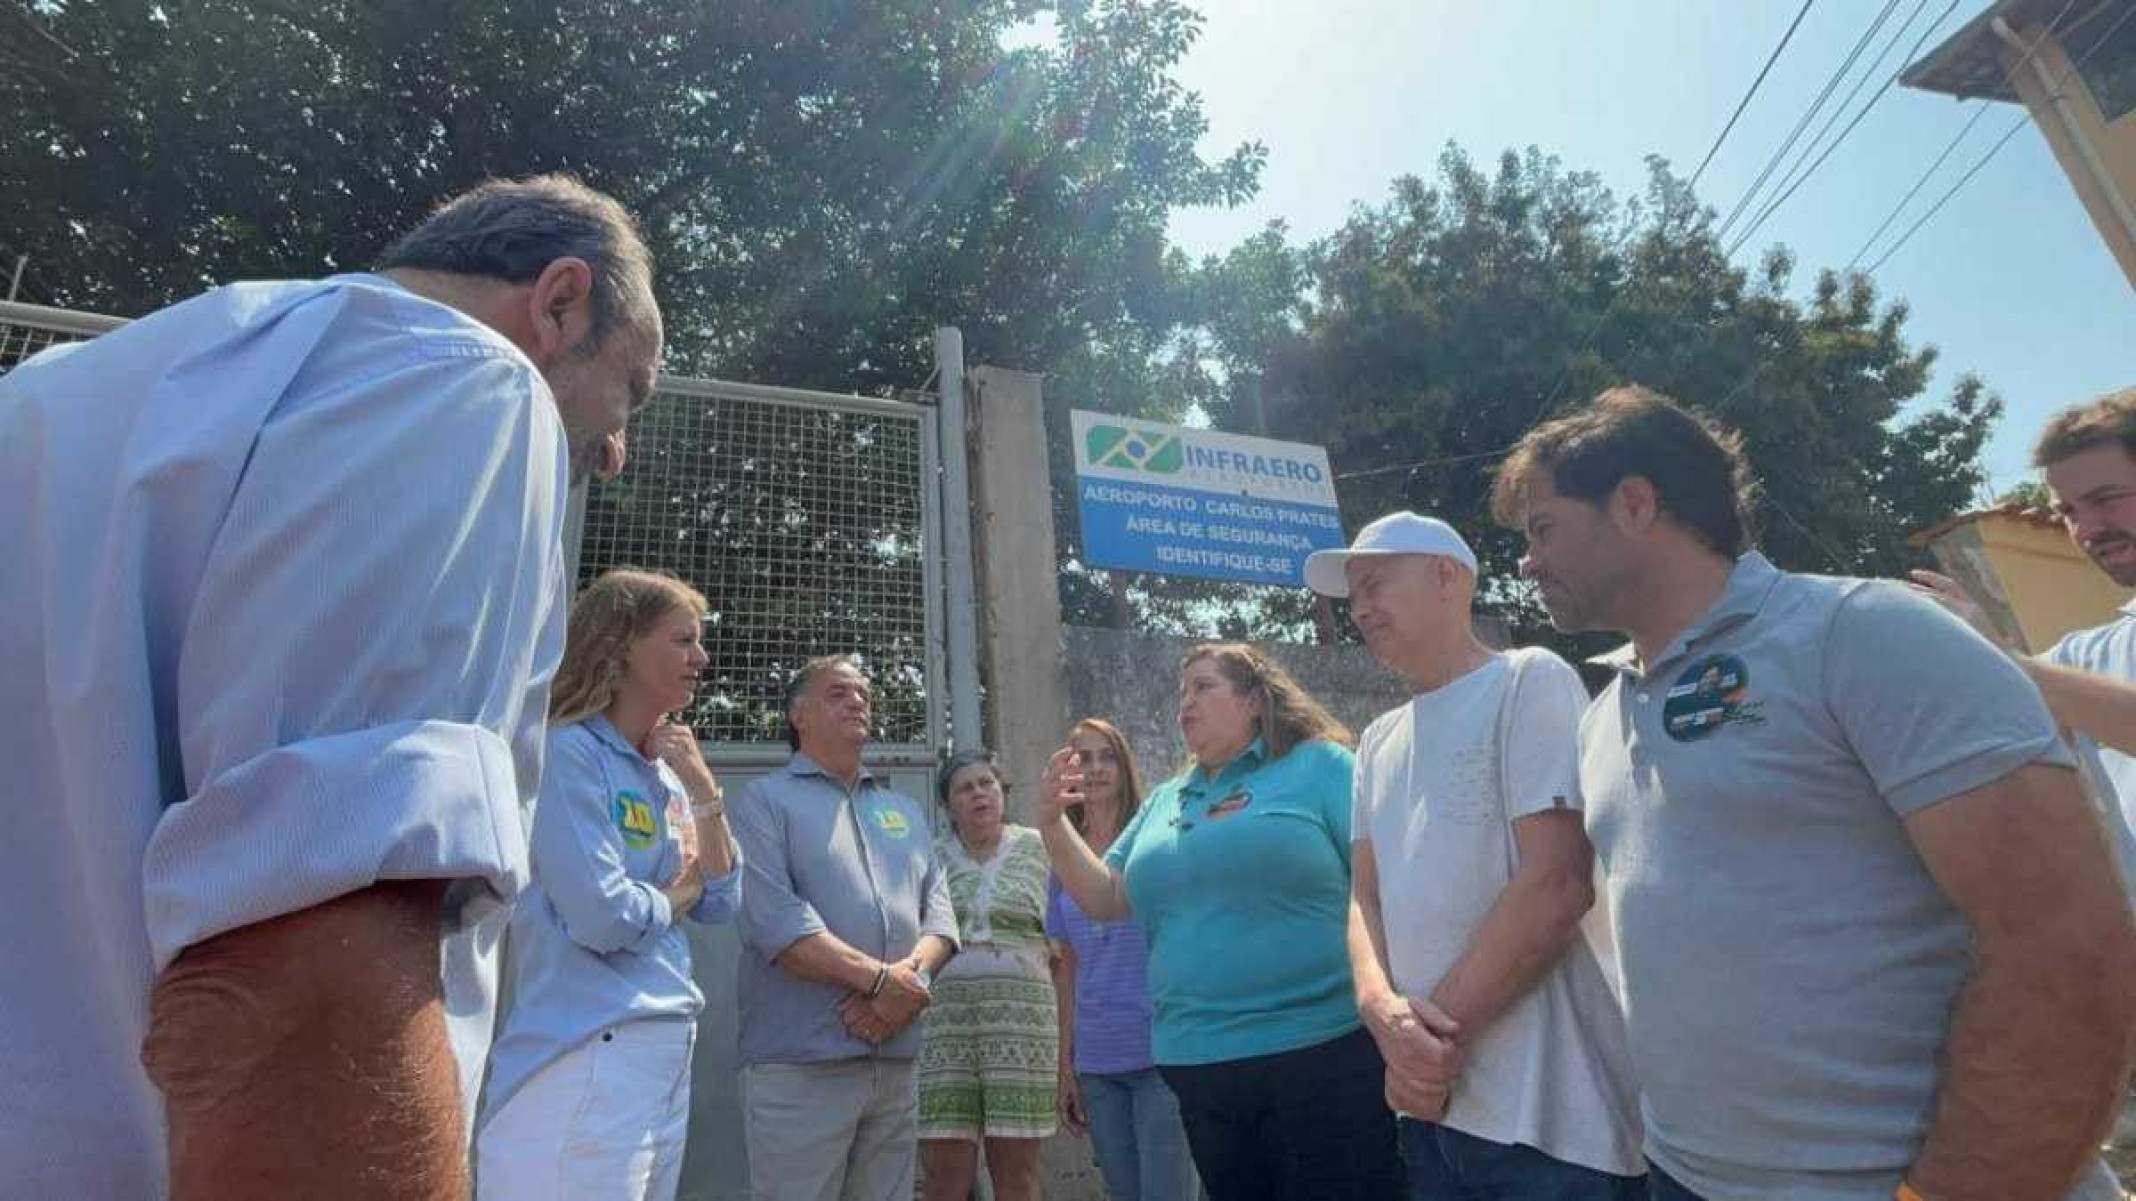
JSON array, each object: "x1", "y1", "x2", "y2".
[
  {"x1": 1862, "y1": 115, "x2": 2032, "y2": 274},
  {"x1": 1843, "y1": 100, "x2": 1994, "y2": 270},
  {"x1": 1333, "y1": 443, "x2": 1521, "y2": 483},
  {"x1": 1689, "y1": 0, "x2": 1822, "y2": 191},
  {"x1": 1768, "y1": 491, "x2": 1855, "y2": 572},
  {"x1": 1615, "y1": 0, "x2": 1946, "y2": 410},
  {"x1": 1726, "y1": 0, "x2": 1960, "y2": 259},
  {"x1": 1714, "y1": 0, "x2": 1904, "y2": 246},
  {"x1": 1528, "y1": 0, "x2": 1826, "y2": 422},
  {"x1": 1346, "y1": 0, "x2": 2116, "y2": 502},
  {"x1": 1856, "y1": 0, "x2": 2127, "y2": 274}
]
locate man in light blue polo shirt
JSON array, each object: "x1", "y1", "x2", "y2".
[
  {"x1": 0, "y1": 176, "x2": 661, "y2": 1200},
  {"x1": 730, "y1": 655, "x2": 959, "y2": 1201},
  {"x1": 1494, "y1": 385, "x2": 2136, "y2": 1201}
]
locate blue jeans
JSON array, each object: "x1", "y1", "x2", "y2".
[
  {"x1": 1401, "y1": 1120, "x2": 1644, "y2": 1201},
  {"x1": 1082, "y1": 1067, "x2": 1201, "y2": 1201}
]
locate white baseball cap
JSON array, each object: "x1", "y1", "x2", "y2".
[{"x1": 1303, "y1": 511, "x2": 1478, "y2": 598}]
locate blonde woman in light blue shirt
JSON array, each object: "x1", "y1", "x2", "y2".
[{"x1": 479, "y1": 569, "x2": 742, "y2": 1201}]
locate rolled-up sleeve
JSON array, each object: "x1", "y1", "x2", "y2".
[
  {"x1": 143, "y1": 347, "x2": 565, "y2": 971},
  {"x1": 692, "y1": 852, "x2": 745, "y2": 925},
  {"x1": 732, "y1": 779, "x2": 827, "y2": 958},
  {"x1": 532, "y1": 732, "x2": 678, "y2": 954}
]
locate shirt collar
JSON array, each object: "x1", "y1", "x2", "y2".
[
  {"x1": 785, "y1": 751, "x2": 878, "y2": 786},
  {"x1": 1189, "y1": 737, "x2": 1268, "y2": 787},
  {"x1": 1588, "y1": 551, "x2": 1784, "y2": 678},
  {"x1": 582, "y1": 713, "x2": 646, "y2": 760}
]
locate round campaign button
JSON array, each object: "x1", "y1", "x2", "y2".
[{"x1": 1662, "y1": 653, "x2": 1753, "y2": 743}]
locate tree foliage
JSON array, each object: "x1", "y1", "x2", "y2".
[
  {"x1": 2, "y1": 0, "x2": 1258, "y2": 391},
  {"x1": 5, "y1": 7, "x2": 2000, "y2": 650},
  {"x1": 1172, "y1": 146, "x2": 1998, "y2": 646}
]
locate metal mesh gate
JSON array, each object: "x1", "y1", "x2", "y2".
[
  {"x1": 0, "y1": 300, "x2": 124, "y2": 373},
  {"x1": 575, "y1": 377, "x2": 944, "y2": 758},
  {"x1": 0, "y1": 300, "x2": 947, "y2": 760}
]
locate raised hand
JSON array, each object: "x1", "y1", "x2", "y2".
[
  {"x1": 1905, "y1": 570, "x2": 2019, "y2": 651},
  {"x1": 647, "y1": 720, "x2": 718, "y2": 789},
  {"x1": 1037, "y1": 746, "x2": 1088, "y2": 826}
]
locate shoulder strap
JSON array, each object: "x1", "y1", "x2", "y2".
[{"x1": 1494, "y1": 648, "x2": 1537, "y2": 877}]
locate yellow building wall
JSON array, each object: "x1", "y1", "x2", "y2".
[
  {"x1": 1976, "y1": 515, "x2": 2134, "y2": 651},
  {"x1": 2004, "y1": 25, "x2": 2136, "y2": 289}
]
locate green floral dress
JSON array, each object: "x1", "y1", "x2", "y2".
[{"x1": 916, "y1": 824, "x2": 1060, "y2": 1141}]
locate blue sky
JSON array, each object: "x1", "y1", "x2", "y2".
[{"x1": 1086, "y1": 1, "x2": 2132, "y2": 500}]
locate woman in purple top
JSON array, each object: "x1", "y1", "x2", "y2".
[{"x1": 1047, "y1": 718, "x2": 1201, "y2": 1201}]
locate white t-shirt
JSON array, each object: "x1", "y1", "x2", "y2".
[
  {"x1": 1353, "y1": 648, "x2": 1643, "y2": 1178},
  {"x1": 2046, "y1": 605, "x2": 2136, "y2": 901}
]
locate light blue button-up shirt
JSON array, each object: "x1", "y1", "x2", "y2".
[
  {"x1": 0, "y1": 275, "x2": 568, "y2": 1197},
  {"x1": 481, "y1": 715, "x2": 743, "y2": 1120}
]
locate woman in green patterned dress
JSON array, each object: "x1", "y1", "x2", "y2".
[{"x1": 918, "y1": 748, "x2": 1060, "y2": 1201}]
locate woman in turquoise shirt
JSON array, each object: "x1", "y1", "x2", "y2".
[{"x1": 1037, "y1": 643, "x2": 1400, "y2": 1201}]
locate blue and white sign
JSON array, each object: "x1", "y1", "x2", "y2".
[{"x1": 1071, "y1": 410, "x2": 1346, "y2": 586}]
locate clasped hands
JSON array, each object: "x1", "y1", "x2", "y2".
[
  {"x1": 1366, "y1": 991, "x2": 1463, "y2": 1121},
  {"x1": 838, "y1": 956, "x2": 931, "y2": 1045}
]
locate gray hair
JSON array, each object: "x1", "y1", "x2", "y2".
[
  {"x1": 783, "y1": 655, "x2": 864, "y2": 752},
  {"x1": 936, "y1": 748, "x2": 1001, "y2": 806},
  {"x1": 376, "y1": 173, "x2": 654, "y2": 347}
]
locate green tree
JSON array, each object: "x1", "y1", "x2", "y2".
[
  {"x1": 2, "y1": 0, "x2": 1267, "y2": 727},
  {"x1": 1189, "y1": 145, "x2": 1998, "y2": 649},
  {"x1": 1998, "y1": 479, "x2": 2052, "y2": 510},
  {"x1": 2, "y1": 0, "x2": 1259, "y2": 389}
]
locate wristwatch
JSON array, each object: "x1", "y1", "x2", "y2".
[{"x1": 692, "y1": 789, "x2": 726, "y2": 819}]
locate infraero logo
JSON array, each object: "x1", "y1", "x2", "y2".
[{"x1": 1086, "y1": 423, "x2": 1184, "y2": 474}]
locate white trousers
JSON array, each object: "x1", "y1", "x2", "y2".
[{"x1": 477, "y1": 1019, "x2": 696, "y2": 1201}]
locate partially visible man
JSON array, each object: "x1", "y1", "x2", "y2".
[
  {"x1": 0, "y1": 175, "x2": 663, "y2": 1199},
  {"x1": 1308, "y1": 512, "x2": 1643, "y2": 1201},
  {"x1": 1911, "y1": 386, "x2": 2136, "y2": 890},
  {"x1": 731, "y1": 655, "x2": 959, "y2": 1201},
  {"x1": 1495, "y1": 385, "x2": 2136, "y2": 1201}
]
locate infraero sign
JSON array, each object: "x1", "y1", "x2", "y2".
[{"x1": 1070, "y1": 411, "x2": 1346, "y2": 587}]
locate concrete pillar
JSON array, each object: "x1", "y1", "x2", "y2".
[
  {"x1": 966, "y1": 365, "x2": 1104, "y2": 1201},
  {"x1": 966, "y1": 366, "x2": 1072, "y2": 813}
]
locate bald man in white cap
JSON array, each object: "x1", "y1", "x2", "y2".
[{"x1": 1309, "y1": 512, "x2": 1644, "y2": 1201}]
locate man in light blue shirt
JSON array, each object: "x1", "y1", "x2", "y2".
[
  {"x1": 730, "y1": 655, "x2": 959, "y2": 1201},
  {"x1": 0, "y1": 176, "x2": 662, "y2": 1200}
]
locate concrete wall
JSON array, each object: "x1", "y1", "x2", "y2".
[{"x1": 1058, "y1": 625, "x2": 1416, "y2": 801}]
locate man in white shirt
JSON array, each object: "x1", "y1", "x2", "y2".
[
  {"x1": 1913, "y1": 386, "x2": 2136, "y2": 894},
  {"x1": 1310, "y1": 513, "x2": 1643, "y2": 1201},
  {"x1": 0, "y1": 175, "x2": 662, "y2": 1200}
]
